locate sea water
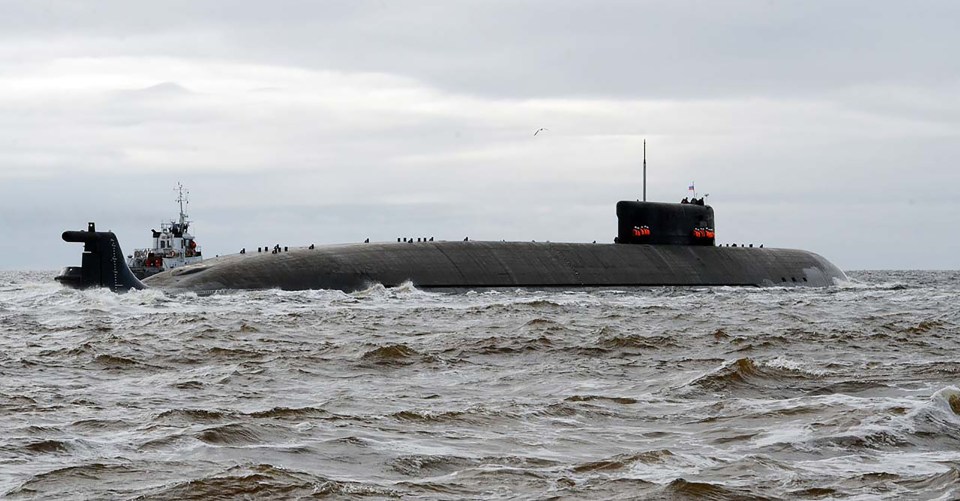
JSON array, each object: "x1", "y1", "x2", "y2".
[{"x1": 1, "y1": 270, "x2": 958, "y2": 499}]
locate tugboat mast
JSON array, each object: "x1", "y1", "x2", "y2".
[{"x1": 176, "y1": 182, "x2": 189, "y2": 228}]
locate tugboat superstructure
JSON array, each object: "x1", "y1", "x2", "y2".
[{"x1": 126, "y1": 184, "x2": 202, "y2": 280}]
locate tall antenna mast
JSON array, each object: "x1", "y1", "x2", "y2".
[
  {"x1": 642, "y1": 139, "x2": 647, "y2": 202},
  {"x1": 176, "y1": 182, "x2": 189, "y2": 227}
]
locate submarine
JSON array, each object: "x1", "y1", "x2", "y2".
[{"x1": 54, "y1": 200, "x2": 847, "y2": 293}]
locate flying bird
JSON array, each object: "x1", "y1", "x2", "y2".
[{"x1": 534, "y1": 128, "x2": 548, "y2": 136}]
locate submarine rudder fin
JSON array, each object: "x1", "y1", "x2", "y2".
[{"x1": 56, "y1": 222, "x2": 146, "y2": 292}]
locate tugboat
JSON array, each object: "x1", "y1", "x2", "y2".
[{"x1": 126, "y1": 183, "x2": 202, "y2": 280}]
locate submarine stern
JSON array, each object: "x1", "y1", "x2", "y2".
[{"x1": 56, "y1": 223, "x2": 146, "y2": 292}]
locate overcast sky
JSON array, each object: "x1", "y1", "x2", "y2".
[{"x1": 1, "y1": 0, "x2": 957, "y2": 271}]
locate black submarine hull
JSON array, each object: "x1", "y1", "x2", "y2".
[
  {"x1": 56, "y1": 202, "x2": 846, "y2": 293},
  {"x1": 143, "y1": 240, "x2": 845, "y2": 292}
]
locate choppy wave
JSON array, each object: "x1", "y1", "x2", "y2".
[{"x1": 1, "y1": 270, "x2": 959, "y2": 499}]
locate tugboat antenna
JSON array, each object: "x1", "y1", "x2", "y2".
[
  {"x1": 642, "y1": 139, "x2": 647, "y2": 202},
  {"x1": 176, "y1": 182, "x2": 189, "y2": 226}
]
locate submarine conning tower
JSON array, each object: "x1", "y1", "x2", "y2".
[{"x1": 615, "y1": 201, "x2": 715, "y2": 246}]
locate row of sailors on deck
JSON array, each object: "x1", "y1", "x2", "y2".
[
  {"x1": 681, "y1": 197, "x2": 706, "y2": 205},
  {"x1": 240, "y1": 237, "x2": 454, "y2": 254}
]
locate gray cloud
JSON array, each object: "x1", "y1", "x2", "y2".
[
  {"x1": 0, "y1": 1, "x2": 957, "y2": 270},
  {"x1": 4, "y1": 1, "x2": 958, "y2": 99}
]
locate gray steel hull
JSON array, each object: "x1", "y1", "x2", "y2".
[{"x1": 144, "y1": 241, "x2": 846, "y2": 293}]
